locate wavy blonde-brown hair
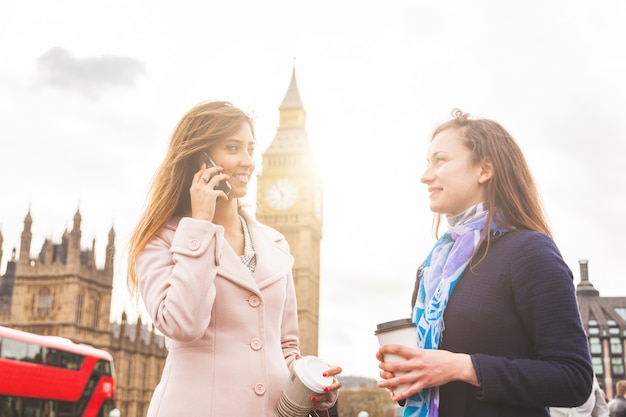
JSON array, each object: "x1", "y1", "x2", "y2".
[
  {"x1": 431, "y1": 109, "x2": 551, "y2": 240},
  {"x1": 126, "y1": 101, "x2": 255, "y2": 300}
]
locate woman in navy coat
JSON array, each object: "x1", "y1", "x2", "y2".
[{"x1": 376, "y1": 109, "x2": 593, "y2": 417}]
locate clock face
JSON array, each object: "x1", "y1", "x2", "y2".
[{"x1": 266, "y1": 179, "x2": 298, "y2": 210}]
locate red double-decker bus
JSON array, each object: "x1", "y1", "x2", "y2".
[{"x1": 0, "y1": 326, "x2": 120, "y2": 417}]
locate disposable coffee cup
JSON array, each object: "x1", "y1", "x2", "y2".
[
  {"x1": 375, "y1": 318, "x2": 417, "y2": 395},
  {"x1": 274, "y1": 355, "x2": 333, "y2": 417}
]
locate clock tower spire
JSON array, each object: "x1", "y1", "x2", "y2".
[{"x1": 256, "y1": 65, "x2": 323, "y2": 356}]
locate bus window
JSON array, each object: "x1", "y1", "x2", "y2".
[
  {"x1": 107, "y1": 407, "x2": 121, "y2": 417},
  {"x1": 0, "y1": 337, "x2": 24, "y2": 360},
  {"x1": 0, "y1": 338, "x2": 44, "y2": 364},
  {"x1": 22, "y1": 397, "x2": 41, "y2": 417},
  {"x1": 46, "y1": 348, "x2": 84, "y2": 369},
  {"x1": 0, "y1": 395, "x2": 12, "y2": 417},
  {"x1": 94, "y1": 359, "x2": 113, "y2": 377}
]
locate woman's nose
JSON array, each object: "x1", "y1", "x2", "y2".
[
  {"x1": 420, "y1": 168, "x2": 432, "y2": 184},
  {"x1": 242, "y1": 153, "x2": 255, "y2": 167}
]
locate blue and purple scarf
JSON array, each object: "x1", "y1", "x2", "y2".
[{"x1": 404, "y1": 203, "x2": 507, "y2": 417}]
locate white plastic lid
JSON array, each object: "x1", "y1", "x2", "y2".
[{"x1": 293, "y1": 356, "x2": 333, "y2": 393}]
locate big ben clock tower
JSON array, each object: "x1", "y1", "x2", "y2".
[{"x1": 256, "y1": 66, "x2": 323, "y2": 356}]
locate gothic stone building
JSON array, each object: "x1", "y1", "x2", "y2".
[
  {"x1": 575, "y1": 259, "x2": 626, "y2": 398},
  {"x1": 0, "y1": 209, "x2": 167, "y2": 417}
]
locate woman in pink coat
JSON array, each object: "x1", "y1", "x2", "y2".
[{"x1": 126, "y1": 101, "x2": 341, "y2": 417}]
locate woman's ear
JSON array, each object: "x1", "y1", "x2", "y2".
[{"x1": 478, "y1": 157, "x2": 494, "y2": 184}]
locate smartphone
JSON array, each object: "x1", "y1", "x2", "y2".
[{"x1": 201, "y1": 151, "x2": 232, "y2": 195}]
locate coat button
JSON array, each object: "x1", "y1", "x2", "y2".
[
  {"x1": 248, "y1": 295, "x2": 261, "y2": 307},
  {"x1": 189, "y1": 239, "x2": 200, "y2": 250},
  {"x1": 254, "y1": 383, "x2": 266, "y2": 395},
  {"x1": 250, "y1": 338, "x2": 263, "y2": 351}
]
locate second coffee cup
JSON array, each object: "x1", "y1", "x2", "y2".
[
  {"x1": 274, "y1": 355, "x2": 333, "y2": 417},
  {"x1": 375, "y1": 318, "x2": 417, "y2": 395}
]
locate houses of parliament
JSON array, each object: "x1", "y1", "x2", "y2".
[{"x1": 0, "y1": 68, "x2": 324, "y2": 416}]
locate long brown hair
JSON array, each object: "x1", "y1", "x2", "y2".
[
  {"x1": 431, "y1": 108, "x2": 551, "y2": 240},
  {"x1": 126, "y1": 101, "x2": 255, "y2": 299}
]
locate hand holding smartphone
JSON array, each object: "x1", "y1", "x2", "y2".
[{"x1": 200, "y1": 151, "x2": 232, "y2": 195}]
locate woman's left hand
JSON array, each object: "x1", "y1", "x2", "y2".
[{"x1": 311, "y1": 365, "x2": 343, "y2": 410}]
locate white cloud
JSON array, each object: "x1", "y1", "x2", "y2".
[{"x1": 35, "y1": 47, "x2": 146, "y2": 99}]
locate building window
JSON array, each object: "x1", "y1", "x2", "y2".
[
  {"x1": 592, "y1": 357, "x2": 604, "y2": 375},
  {"x1": 37, "y1": 288, "x2": 51, "y2": 317},
  {"x1": 93, "y1": 298, "x2": 100, "y2": 328},
  {"x1": 611, "y1": 357, "x2": 624, "y2": 375},
  {"x1": 615, "y1": 308, "x2": 626, "y2": 321},
  {"x1": 589, "y1": 337, "x2": 602, "y2": 355},
  {"x1": 155, "y1": 364, "x2": 162, "y2": 387},
  {"x1": 142, "y1": 355, "x2": 146, "y2": 383},
  {"x1": 76, "y1": 293, "x2": 84, "y2": 325},
  {"x1": 611, "y1": 337, "x2": 623, "y2": 354}
]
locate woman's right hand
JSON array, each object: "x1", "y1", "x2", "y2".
[
  {"x1": 376, "y1": 344, "x2": 478, "y2": 401},
  {"x1": 190, "y1": 162, "x2": 230, "y2": 221}
]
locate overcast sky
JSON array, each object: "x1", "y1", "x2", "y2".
[{"x1": 1, "y1": 0, "x2": 625, "y2": 380}]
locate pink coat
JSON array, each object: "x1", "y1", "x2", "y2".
[{"x1": 137, "y1": 210, "x2": 300, "y2": 417}]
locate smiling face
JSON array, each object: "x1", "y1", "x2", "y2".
[
  {"x1": 209, "y1": 122, "x2": 256, "y2": 199},
  {"x1": 421, "y1": 128, "x2": 491, "y2": 216}
]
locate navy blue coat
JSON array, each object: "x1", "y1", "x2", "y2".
[{"x1": 411, "y1": 231, "x2": 593, "y2": 417}]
